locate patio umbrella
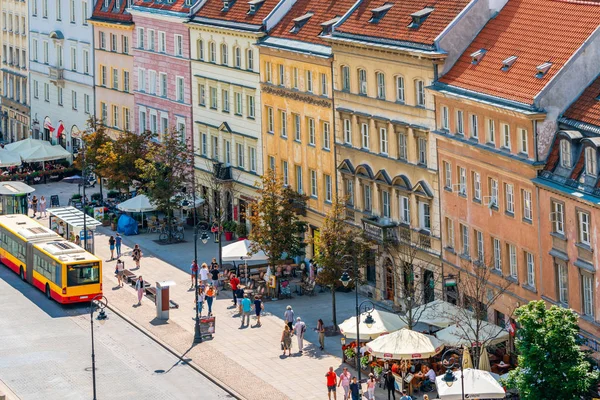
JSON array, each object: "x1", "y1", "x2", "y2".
[
  {"x1": 222, "y1": 239, "x2": 268, "y2": 261},
  {"x1": 0, "y1": 149, "x2": 21, "y2": 167},
  {"x1": 411, "y1": 299, "x2": 474, "y2": 329},
  {"x1": 62, "y1": 175, "x2": 84, "y2": 184},
  {"x1": 436, "y1": 320, "x2": 509, "y2": 347},
  {"x1": 436, "y1": 368, "x2": 505, "y2": 400},
  {"x1": 462, "y1": 346, "x2": 473, "y2": 369},
  {"x1": 478, "y1": 348, "x2": 491, "y2": 372},
  {"x1": 4, "y1": 138, "x2": 53, "y2": 152},
  {"x1": 117, "y1": 194, "x2": 157, "y2": 213},
  {"x1": 366, "y1": 328, "x2": 444, "y2": 360},
  {"x1": 18, "y1": 143, "x2": 71, "y2": 163},
  {"x1": 339, "y1": 309, "x2": 407, "y2": 340}
]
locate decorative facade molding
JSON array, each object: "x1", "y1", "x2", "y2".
[{"x1": 261, "y1": 84, "x2": 331, "y2": 108}]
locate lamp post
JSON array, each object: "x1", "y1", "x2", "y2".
[
  {"x1": 90, "y1": 295, "x2": 108, "y2": 400},
  {"x1": 340, "y1": 254, "x2": 376, "y2": 397},
  {"x1": 440, "y1": 347, "x2": 465, "y2": 400}
]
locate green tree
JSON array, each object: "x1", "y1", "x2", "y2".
[
  {"x1": 248, "y1": 169, "x2": 307, "y2": 268},
  {"x1": 506, "y1": 300, "x2": 599, "y2": 400},
  {"x1": 74, "y1": 118, "x2": 111, "y2": 197}
]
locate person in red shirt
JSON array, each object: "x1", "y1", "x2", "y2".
[
  {"x1": 325, "y1": 366, "x2": 337, "y2": 400},
  {"x1": 230, "y1": 273, "x2": 240, "y2": 305},
  {"x1": 190, "y1": 260, "x2": 199, "y2": 288}
]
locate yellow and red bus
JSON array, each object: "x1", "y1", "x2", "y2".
[{"x1": 0, "y1": 214, "x2": 102, "y2": 303}]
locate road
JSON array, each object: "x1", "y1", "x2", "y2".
[{"x1": 0, "y1": 267, "x2": 232, "y2": 400}]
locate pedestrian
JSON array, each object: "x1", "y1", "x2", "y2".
[
  {"x1": 27, "y1": 194, "x2": 32, "y2": 216},
  {"x1": 293, "y1": 317, "x2": 306, "y2": 353},
  {"x1": 325, "y1": 366, "x2": 337, "y2": 400},
  {"x1": 115, "y1": 259, "x2": 125, "y2": 287},
  {"x1": 399, "y1": 390, "x2": 411, "y2": 400},
  {"x1": 317, "y1": 318, "x2": 326, "y2": 350},
  {"x1": 205, "y1": 284, "x2": 215, "y2": 315},
  {"x1": 281, "y1": 324, "x2": 292, "y2": 356},
  {"x1": 115, "y1": 233, "x2": 122, "y2": 257},
  {"x1": 210, "y1": 262, "x2": 220, "y2": 292},
  {"x1": 132, "y1": 244, "x2": 142, "y2": 268},
  {"x1": 236, "y1": 286, "x2": 244, "y2": 314},
  {"x1": 58, "y1": 221, "x2": 65, "y2": 238},
  {"x1": 230, "y1": 273, "x2": 240, "y2": 305},
  {"x1": 108, "y1": 235, "x2": 115, "y2": 260},
  {"x1": 366, "y1": 374, "x2": 376, "y2": 400},
  {"x1": 422, "y1": 396, "x2": 429, "y2": 400},
  {"x1": 254, "y1": 294, "x2": 263, "y2": 326},
  {"x1": 284, "y1": 305, "x2": 294, "y2": 330},
  {"x1": 199, "y1": 262, "x2": 209, "y2": 284},
  {"x1": 135, "y1": 276, "x2": 145, "y2": 306},
  {"x1": 349, "y1": 377, "x2": 360, "y2": 400},
  {"x1": 384, "y1": 370, "x2": 396, "y2": 400},
  {"x1": 338, "y1": 367, "x2": 351, "y2": 400},
  {"x1": 190, "y1": 260, "x2": 199, "y2": 288},
  {"x1": 197, "y1": 284, "x2": 206, "y2": 316},
  {"x1": 31, "y1": 195, "x2": 38, "y2": 218},
  {"x1": 75, "y1": 235, "x2": 80, "y2": 246},
  {"x1": 309, "y1": 259, "x2": 315, "y2": 282},
  {"x1": 241, "y1": 294, "x2": 252, "y2": 327},
  {"x1": 39, "y1": 195, "x2": 47, "y2": 218}
]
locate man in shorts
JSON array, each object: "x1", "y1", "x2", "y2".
[{"x1": 325, "y1": 366, "x2": 337, "y2": 400}]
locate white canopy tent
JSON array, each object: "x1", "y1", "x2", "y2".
[
  {"x1": 4, "y1": 138, "x2": 52, "y2": 152},
  {"x1": 436, "y1": 320, "x2": 510, "y2": 347},
  {"x1": 117, "y1": 194, "x2": 157, "y2": 213},
  {"x1": 222, "y1": 239, "x2": 268, "y2": 262},
  {"x1": 436, "y1": 368, "x2": 505, "y2": 400},
  {"x1": 18, "y1": 144, "x2": 72, "y2": 163},
  {"x1": 339, "y1": 309, "x2": 407, "y2": 340},
  {"x1": 366, "y1": 328, "x2": 444, "y2": 360},
  {"x1": 411, "y1": 299, "x2": 474, "y2": 329},
  {"x1": 0, "y1": 149, "x2": 22, "y2": 167}
]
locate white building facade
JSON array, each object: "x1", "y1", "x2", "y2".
[{"x1": 29, "y1": 0, "x2": 95, "y2": 152}]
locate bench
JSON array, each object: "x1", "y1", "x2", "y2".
[{"x1": 122, "y1": 270, "x2": 137, "y2": 284}]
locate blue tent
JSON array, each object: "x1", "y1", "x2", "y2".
[{"x1": 117, "y1": 214, "x2": 138, "y2": 236}]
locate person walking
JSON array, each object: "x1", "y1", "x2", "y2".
[
  {"x1": 115, "y1": 233, "x2": 122, "y2": 257},
  {"x1": 210, "y1": 262, "x2": 220, "y2": 292},
  {"x1": 317, "y1": 318, "x2": 326, "y2": 350},
  {"x1": 108, "y1": 236, "x2": 116, "y2": 260},
  {"x1": 115, "y1": 259, "x2": 125, "y2": 287},
  {"x1": 366, "y1": 374, "x2": 377, "y2": 400},
  {"x1": 338, "y1": 367, "x2": 351, "y2": 400},
  {"x1": 39, "y1": 196, "x2": 47, "y2": 218},
  {"x1": 384, "y1": 370, "x2": 396, "y2": 400},
  {"x1": 293, "y1": 317, "x2": 306, "y2": 353},
  {"x1": 58, "y1": 221, "x2": 65, "y2": 238},
  {"x1": 325, "y1": 367, "x2": 338, "y2": 400},
  {"x1": 190, "y1": 260, "x2": 199, "y2": 288},
  {"x1": 31, "y1": 195, "x2": 38, "y2": 218},
  {"x1": 27, "y1": 194, "x2": 32, "y2": 216},
  {"x1": 284, "y1": 305, "x2": 294, "y2": 330},
  {"x1": 205, "y1": 284, "x2": 215, "y2": 315},
  {"x1": 135, "y1": 276, "x2": 145, "y2": 306},
  {"x1": 399, "y1": 390, "x2": 411, "y2": 400},
  {"x1": 281, "y1": 324, "x2": 292, "y2": 356},
  {"x1": 199, "y1": 262, "x2": 209, "y2": 285},
  {"x1": 254, "y1": 295, "x2": 263, "y2": 326},
  {"x1": 349, "y1": 377, "x2": 360, "y2": 400},
  {"x1": 197, "y1": 284, "x2": 206, "y2": 317},
  {"x1": 230, "y1": 273, "x2": 240, "y2": 305},
  {"x1": 241, "y1": 294, "x2": 252, "y2": 327},
  {"x1": 132, "y1": 244, "x2": 142, "y2": 269}
]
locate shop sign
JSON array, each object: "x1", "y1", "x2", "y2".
[{"x1": 411, "y1": 353, "x2": 422, "y2": 358}]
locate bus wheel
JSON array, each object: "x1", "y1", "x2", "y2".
[
  {"x1": 45, "y1": 284, "x2": 52, "y2": 300},
  {"x1": 19, "y1": 267, "x2": 24, "y2": 281}
]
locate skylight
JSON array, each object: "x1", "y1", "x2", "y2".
[
  {"x1": 501, "y1": 55, "x2": 517, "y2": 71},
  {"x1": 470, "y1": 49, "x2": 487, "y2": 64},
  {"x1": 290, "y1": 12, "x2": 313, "y2": 33},
  {"x1": 536, "y1": 62, "x2": 553, "y2": 78},
  {"x1": 408, "y1": 7, "x2": 434, "y2": 28},
  {"x1": 369, "y1": 3, "x2": 393, "y2": 23}
]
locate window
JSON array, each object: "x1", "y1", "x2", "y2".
[
  {"x1": 441, "y1": 106, "x2": 449, "y2": 130},
  {"x1": 323, "y1": 122, "x2": 331, "y2": 150},
  {"x1": 400, "y1": 196, "x2": 410, "y2": 224},
  {"x1": 268, "y1": 156, "x2": 275, "y2": 172},
  {"x1": 175, "y1": 35, "x2": 183, "y2": 57},
  {"x1": 42, "y1": 0, "x2": 48, "y2": 17},
  {"x1": 265, "y1": 61, "x2": 272, "y2": 83},
  {"x1": 122, "y1": 36, "x2": 129, "y2": 54},
  {"x1": 310, "y1": 170, "x2": 317, "y2": 197},
  {"x1": 343, "y1": 119, "x2": 352, "y2": 144},
  {"x1": 198, "y1": 84, "x2": 206, "y2": 106},
  {"x1": 246, "y1": 49, "x2": 254, "y2": 70},
  {"x1": 296, "y1": 166, "x2": 303, "y2": 194},
  {"x1": 519, "y1": 128, "x2": 528, "y2": 154},
  {"x1": 234, "y1": 47, "x2": 241, "y2": 68},
  {"x1": 444, "y1": 161, "x2": 452, "y2": 189},
  {"x1": 446, "y1": 218, "x2": 454, "y2": 249},
  {"x1": 57, "y1": 87, "x2": 63, "y2": 106},
  {"x1": 418, "y1": 138, "x2": 427, "y2": 165},
  {"x1": 83, "y1": 50, "x2": 89, "y2": 74},
  {"x1": 150, "y1": 112, "x2": 157, "y2": 133},
  {"x1": 280, "y1": 111, "x2": 287, "y2": 137},
  {"x1": 100, "y1": 102, "x2": 107, "y2": 123},
  {"x1": 123, "y1": 108, "x2": 130, "y2": 131},
  {"x1": 56, "y1": 44, "x2": 63, "y2": 67},
  {"x1": 358, "y1": 69, "x2": 367, "y2": 94},
  {"x1": 69, "y1": 0, "x2": 75, "y2": 22},
  {"x1": 325, "y1": 175, "x2": 332, "y2": 202},
  {"x1": 502, "y1": 123, "x2": 511, "y2": 149},
  {"x1": 582, "y1": 274, "x2": 594, "y2": 316},
  {"x1": 459, "y1": 167, "x2": 466, "y2": 195},
  {"x1": 376, "y1": 72, "x2": 385, "y2": 99},
  {"x1": 419, "y1": 201, "x2": 431, "y2": 231},
  {"x1": 200, "y1": 134, "x2": 207, "y2": 156},
  {"x1": 196, "y1": 39, "x2": 204, "y2": 60},
  {"x1": 113, "y1": 68, "x2": 119, "y2": 90},
  {"x1": 493, "y1": 238, "x2": 502, "y2": 271},
  {"x1": 176, "y1": 77, "x2": 184, "y2": 102},
  {"x1": 473, "y1": 172, "x2": 481, "y2": 201},
  {"x1": 526, "y1": 252, "x2": 535, "y2": 287},
  {"x1": 382, "y1": 190, "x2": 390, "y2": 218},
  {"x1": 137, "y1": 67, "x2": 145, "y2": 92},
  {"x1": 32, "y1": 39, "x2": 39, "y2": 62},
  {"x1": 552, "y1": 201, "x2": 564, "y2": 234},
  {"x1": 112, "y1": 105, "x2": 119, "y2": 128},
  {"x1": 308, "y1": 118, "x2": 315, "y2": 145},
  {"x1": 345, "y1": 179, "x2": 354, "y2": 206},
  {"x1": 220, "y1": 43, "x2": 228, "y2": 65},
  {"x1": 293, "y1": 114, "x2": 301, "y2": 141},
  {"x1": 292, "y1": 67, "x2": 298, "y2": 89},
  {"x1": 490, "y1": 178, "x2": 499, "y2": 206},
  {"x1": 415, "y1": 80, "x2": 425, "y2": 106},
  {"x1": 44, "y1": 82, "x2": 49, "y2": 101},
  {"x1": 505, "y1": 183, "x2": 514, "y2": 214},
  {"x1": 278, "y1": 64, "x2": 284, "y2": 85},
  {"x1": 398, "y1": 133, "x2": 407, "y2": 160},
  {"x1": 461, "y1": 224, "x2": 469, "y2": 256},
  {"x1": 556, "y1": 262, "x2": 568, "y2": 304},
  {"x1": 509, "y1": 244, "x2": 517, "y2": 279},
  {"x1": 209, "y1": 87, "x2": 217, "y2": 109},
  {"x1": 475, "y1": 230, "x2": 484, "y2": 262},
  {"x1": 54, "y1": 0, "x2": 62, "y2": 20},
  {"x1": 234, "y1": 92, "x2": 242, "y2": 115},
  {"x1": 212, "y1": 136, "x2": 219, "y2": 160},
  {"x1": 83, "y1": 1, "x2": 88, "y2": 24},
  {"x1": 137, "y1": 27, "x2": 145, "y2": 49},
  {"x1": 146, "y1": 69, "x2": 155, "y2": 94},
  {"x1": 396, "y1": 76, "x2": 405, "y2": 102},
  {"x1": 306, "y1": 70, "x2": 313, "y2": 93},
  {"x1": 209, "y1": 42, "x2": 216, "y2": 62},
  {"x1": 70, "y1": 47, "x2": 77, "y2": 70},
  {"x1": 456, "y1": 110, "x2": 464, "y2": 134},
  {"x1": 321, "y1": 73, "x2": 328, "y2": 96},
  {"x1": 266, "y1": 106, "x2": 273, "y2": 132},
  {"x1": 470, "y1": 114, "x2": 478, "y2": 138},
  {"x1": 84, "y1": 93, "x2": 90, "y2": 113},
  {"x1": 379, "y1": 127, "x2": 387, "y2": 154},
  {"x1": 34, "y1": 81, "x2": 39, "y2": 99},
  {"x1": 249, "y1": 147, "x2": 256, "y2": 172},
  {"x1": 222, "y1": 89, "x2": 229, "y2": 112},
  {"x1": 159, "y1": 73, "x2": 167, "y2": 97},
  {"x1": 487, "y1": 119, "x2": 495, "y2": 144},
  {"x1": 43, "y1": 41, "x2": 49, "y2": 63},
  {"x1": 158, "y1": 31, "x2": 166, "y2": 53},
  {"x1": 585, "y1": 147, "x2": 597, "y2": 175},
  {"x1": 578, "y1": 211, "x2": 590, "y2": 245},
  {"x1": 361, "y1": 123, "x2": 369, "y2": 149},
  {"x1": 247, "y1": 95, "x2": 255, "y2": 118},
  {"x1": 363, "y1": 184, "x2": 372, "y2": 212},
  {"x1": 522, "y1": 189, "x2": 532, "y2": 221},
  {"x1": 100, "y1": 65, "x2": 107, "y2": 86},
  {"x1": 148, "y1": 29, "x2": 155, "y2": 51},
  {"x1": 282, "y1": 161, "x2": 288, "y2": 185},
  {"x1": 33, "y1": 0, "x2": 38, "y2": 16},
  {"x1": 342, "y1": 66, "x2": 350, "y2": 91},
  {"x1": 237, "y1": 143, "x2": 244, "y2": 168}
]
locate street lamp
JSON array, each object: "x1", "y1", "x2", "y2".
[
  {"x1": 340, "y1": 254, "x2": 376, "y2": 397},
  {"x1": 441, "y1": 348, "x2": 465, "y2": 399},
  {"x1": 90, "y1": 295, "x2": 108, "y2": 400}
]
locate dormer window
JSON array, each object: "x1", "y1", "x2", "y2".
[
  {"x1": 320, "y1": 16, "x2": 340, "y2": 35},
  {"x1": 470, "y1": 49, "x2": 486, "y2": 65},
  {"x1": 369, "y1": 3, "x2": 393, "y2": 23},
  {"x1": 560, "y1": 139, "x2": 571, "y2": 168},
  {"x1": 248, "y1": 0, "x2": 265, "y2": 15},
  {"x1": 223, "y1": 0, "x2": 230, "y2": 11},
  {"x1": 536, "y1": 62, "x2": 552, "y2": 78},
  {"x1": 408, "y1": 7, "x2": 434, "y2": 28},
  {"x1": 290, "y1": 12, "x2": 313, "y2": 34},
  {"x1": 501, "y1": 55, "x2": 517, "y2": 71},
  {"x1": 585, "y1": 147, "x2": 597, "y2": 175},
  {"x1": 104, "y1": 0, "x2": 109, "y2": 8}
]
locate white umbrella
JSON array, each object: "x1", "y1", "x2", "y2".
[
  {"x1": 436, "y1": 320, "x2": 509, "y2": 347},
  {"x1": 339, "y1": 309, "x2": 407, "y2": 340},
  {"x1": 117, "y1": 194, "x2": 157, "y2": 213},
  {"x1": 478, "y1": 348, "x2": 491, "y2": 372},
  {"x1": 411, "y1": 299, "x2": 474, "y2": 328},
  {"x1": 366, "y1": 328, "x2": 444, "y2": 360},
  {"x1": 4, "y1": 138, "x2": 53, "y2": 152},
  {"x1": 436, "y1": 368, "x2": 505, "y2": 400},
  {"x1": 221, "y1": 239, "x2": 268, "y2": 262},
  {"x1": 18, "y1": 144, "x2": 71, "y2": 162},
  {"x1": 0, "y1": 149, "x2": 22, "y2": 167}
]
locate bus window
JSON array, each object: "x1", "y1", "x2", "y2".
[{"x1": 67, "y1": 262, "x2": 100, "y2": 286}]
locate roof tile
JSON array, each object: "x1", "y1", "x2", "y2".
[
  {"x1": 133, "y1": 0, "x2": 193, "y2": 14},
  {"x1": 564, "y1": 75, "x2": 600, "y2": 128},
  {"x1": 92, "y1": 0, "x2": 133, "y2": 23},
  {"x1": 195, "y1": 0, "x2": 280, "y2": 25}
]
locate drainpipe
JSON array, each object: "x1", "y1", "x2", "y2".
[
  {"x1": 435, "y1": 112, "x2": 445, "y2": 301},
  {"x1": 535, "y1": 184, "x2": 543, "y2": 300},
  {"x1": 330, "y1": 56, "x2": 338, "y2": 197}
]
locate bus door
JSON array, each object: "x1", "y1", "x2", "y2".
[{"x1": 26, "y1": 242, "x2": 34, "y2": 283}]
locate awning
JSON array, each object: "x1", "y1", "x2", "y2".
[{"x1": 436, "y1": 320, "x2": 509, "y2": 347}]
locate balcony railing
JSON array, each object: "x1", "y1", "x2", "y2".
[{"x1": 48, "y1": 67, "x2": 64, "y2": 81}]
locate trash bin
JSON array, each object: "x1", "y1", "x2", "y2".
[{"x1": 155, "y1": 280, "x2": 176, "y2": 320}]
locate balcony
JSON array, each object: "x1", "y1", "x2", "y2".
[
  {"x1": 345, "y1": 207, "x2": 355, "y2": 222},
  {"x1": 48, "y1": 67, "x2": 64, "y2": 86},
  {"x1": 418, "y1": 231, "x2": 432, "y2": 249},
  {"x1": 212, "y1": 162, "x2": 232, "y2": 181}
]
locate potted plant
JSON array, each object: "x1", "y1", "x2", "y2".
[
  {"x1": 102, "y1": 215, "x2": 110, "y2": 227},
  {"x1": 343, "y1": 347, "x2": 356, "y2": 363},
  {"x1": 223, "y1": 221, "x2": 237, "y2": 241},
  {"x1": 107, "y1": 190, "x2": 119, "y2": 200},
  {"x1": 71, "y1": 193, "x2": 82, "y2": 201},
  {"x1": 236, "y1": 223, "x2": 248, "y2": 239},
  {"x1": 111, "y1": 216, "x2": 118, "y2": 231}
]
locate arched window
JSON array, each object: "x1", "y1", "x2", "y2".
[
  {"x1": 246, "y1": 48, "x2": 254, "y2": 70},
  {"x1": 221, "y1": 43, "x2": 228, "y2": 65},
  {"x1": 560, "y1": 139, "x2": 571, "y2": 168},
  {"x1": 376, "y1": 72, "x2": 385, "y2": 99},
  {"x1": 396, "y1": 75, "x2": 405, "y2": 102},
  {"x1": 415, "y1": 79, "x2": 425, "y2": 106},
  {"x1": 234, "y1": 47, "x2": 241, "y2": 68},
  {"x1": 585, "y1": 146, "x2": 597, "y2": 175},
  {"x1": 358, "y1": 68, "x2": 367, "y2": 95},
  {"x1": 209, "y1": 42, "x2": 216, "y2": 63},
  {"x1": 196, "y1": 39, "x2": 204, "y2": 61}
]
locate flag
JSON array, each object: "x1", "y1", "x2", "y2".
[{"x1": 57, "y1": 122, "x2": 65, "y2": 138}]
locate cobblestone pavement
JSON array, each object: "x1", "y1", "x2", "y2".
[{"x1": 0, "y1": 267, "x2": 231, "y2": 400}]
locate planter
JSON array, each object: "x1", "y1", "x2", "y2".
[
  {"x1": 102, "y1": 220, "x2": 110, "y2": 227},
  {"x1": 224, "y1": 231, "x2": 234, "y2": 241},
  {"x1": 111, "y1": 222, "x2": 117, "y2": 231}
]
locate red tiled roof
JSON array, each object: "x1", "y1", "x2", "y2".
[
  {"x1": 563, "y1": 75, "x2": 600, "y2": 126},
  {"x1": 269, "y1": 0, "x2": 357, "y2": 45},
  {"x1": 334, "y1": 0, "x2": 470, "y2": 46},
  {"x1": 133, "y1": 0, "x2": 193, "y2": 14},
  {"x1": 92, "y1": 0, "x2": 133, "y2": 23},
  {"x1": 195, "y1": 0, "x2": 280, "y2": 25},
  {"x1": 440, "y1": 0, "x2": 600, "y2": 105}
]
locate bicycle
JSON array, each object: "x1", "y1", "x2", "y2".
[{"x1": 159, "y1": 225, "x2": 185, "y2": 243}]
